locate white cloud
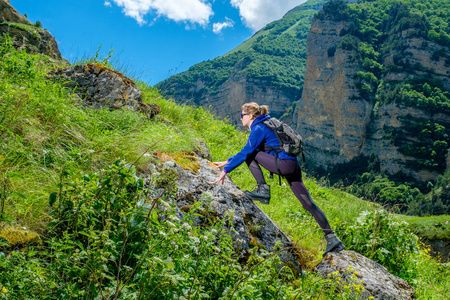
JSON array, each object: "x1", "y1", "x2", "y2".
[
  {"x1": 108, "y1": 0, "x2": 214, "y2": 26},
  {"x1": 213, "y1": 18, "x2": 234, "y2": 34},
  {"x1": 104, "y1": 1, "x2": 112, "y2": 7},
  {"x1": 230, "y1": 0, "x2": 306, "y2": 31}
]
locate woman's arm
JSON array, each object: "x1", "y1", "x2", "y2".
[{"x1": 222, "y1": 125, "x2": 265, "y2": 173}]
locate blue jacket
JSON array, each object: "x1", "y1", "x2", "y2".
[{"x1": 223, "y1": 114, "x2": 297, "y2": 173}]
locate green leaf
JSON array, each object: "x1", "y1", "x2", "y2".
[
  {"x1": 9, "y1": 192, "x2": 26, "y2": 200},
  {"x1": 49, "y1": 192, "x2": 58, "y2": 207},
  {"x1": 5, "y1": 172, "x2": 23, "y2": 179}
]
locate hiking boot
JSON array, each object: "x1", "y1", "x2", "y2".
[
  {"x1": 323, "y1": 233, "x2": 345, "y2": 257},
  {"x1": 245, "y1": 184, "x2": 271, "y2": 204}
]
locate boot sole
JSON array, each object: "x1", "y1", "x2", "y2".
[
  {"x1": 323, "y1": 243, "x2": 345, "y2": 257},
  {"x1": 244, "y1": 192, "x2": 270, "y2": 204}
]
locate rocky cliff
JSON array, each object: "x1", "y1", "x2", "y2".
[
  {"x1": 174, "y1": 69, "x2": 296, "y2": 125},
  {"x1": 295, "y1": 1, "x2": 450, "y2": 188},
  {"x1": 0, "y1": 0, "x2": 66, "y2": 61}
]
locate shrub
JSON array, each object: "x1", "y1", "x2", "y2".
[{"x1": 337, "y1": 209, "x2": 420, "y2": 278}]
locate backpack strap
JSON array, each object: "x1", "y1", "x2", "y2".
[
  {"x1": 274, "y1": 152, "x2": 282, "y2": 185},
  {"x1": 263, "y1": 119, "x2": 285, "y2": 185}
]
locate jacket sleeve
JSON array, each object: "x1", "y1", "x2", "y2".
[{"x1": 223, "y1": 125, "x2": 265, "y2": 173}]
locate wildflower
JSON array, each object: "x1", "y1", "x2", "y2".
[
  {"x1": 222, "y1": 287, "x2": 229, "y2": 296},
  {"x1": 1, "y1": 286, "x2": 7, "y2": 293},
  {"x1": 211, "y1": 229, "x2": 217, "y2": 235},
  {"x1": 171, "y1": 241, "x2": 178, "y2": 250}
]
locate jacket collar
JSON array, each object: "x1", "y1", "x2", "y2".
[{"x1": 250, "y1": 114, "x2": 270, "y2": 129}]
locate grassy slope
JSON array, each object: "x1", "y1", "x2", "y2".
[
  {"x1": 0, "y1": 38, "x2": 449, "y2": 298},
  {"x1": 224, "y1": 0, "x2": 325, "y2": 57}
]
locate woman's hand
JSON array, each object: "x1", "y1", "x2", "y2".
[
  {"x1": 210, "y1": 170, "x2": 227, "y2": 185},
  {"x1": 212, "y1": 161, "x2": 227, "y2": 168}
]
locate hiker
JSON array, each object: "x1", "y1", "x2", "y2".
[{"x1": 209, "y1": 102, "x2": 345, "y2": 256}]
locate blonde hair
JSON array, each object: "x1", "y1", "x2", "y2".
[{"x1": 242, "y1": 102, "x2": 269, "y2": 117}]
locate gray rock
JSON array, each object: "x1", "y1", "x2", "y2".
[
  {"x1": 193, "y1": 139, "x2": 213, "y2": 160},
  {"x1": 315, "y1": 250, "x2": 415, "y2": 299},
  {"x1": 158, "y1": 154, "x2": 303, "y2": 275},
  {"x1": 48, "y1": 63, "x2": 161, "y2": 118},
  {"x1": 296, "y1": 17, "x2": 450, "y2": 187}
]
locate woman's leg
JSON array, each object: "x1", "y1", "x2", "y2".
[
  {"x1": 287, "y1": 179, "x2": 333, "y2": 235},
  {"x1": 249, "y1": 152, "x2": 344, "y2": 254},
  {"x1": 253, "y1": 152, "x2": 333, "y2": 235},
  {"x1": 245, "y1": 152, "x2": 266, "y2": 185}
]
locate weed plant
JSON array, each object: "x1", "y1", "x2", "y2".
[{"x1": 0, "y1": 35, "x2": 449, "y2": 298}]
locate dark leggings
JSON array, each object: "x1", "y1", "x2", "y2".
[{"x1": 246, "y1": 151, "x2": 333, "y2": 235}]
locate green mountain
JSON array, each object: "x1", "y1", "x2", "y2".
[{"x1": 156, "y1": 0, "x2": 328, "y2": 125}]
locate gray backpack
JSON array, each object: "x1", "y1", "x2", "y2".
[
  {"x1": 263, "y1": 118, "x2": 305, "y2": 184},
  {"x1": 263, "y1": 118, "x2": 304, "y2": 158}
]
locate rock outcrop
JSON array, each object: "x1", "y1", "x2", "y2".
[
  {"x1": 296, "y1": 19, "x2": 370, "y2": 167},
  {"x1": 49, "y1": 63, "x2": 161, "y2": 118},
  {"x1": 0, "y1": 0, "x2": 66, "y2": 61},
  {"x1": 153, "y1": 152, "x2": 303, "y2": 274},
  {"x1": 0, "y1": 0, "x2": 27, "y2": 24},
  {"x1": 316, "y1": 251, "x2": 415, "y2": 299}
]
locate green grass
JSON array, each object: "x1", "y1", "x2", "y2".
[
  {"x1": 400, "y1": 215, "x2": 450, "y2": 240},
  {"x1": 0, "y1": 36, "x2": 449, "y2": 298}
]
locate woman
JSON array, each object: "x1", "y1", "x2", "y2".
[{"x1": 210, "y1": 102, "x2": 345, "y2": 256}]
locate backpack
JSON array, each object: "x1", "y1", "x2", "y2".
[
  {"x1": 262, "y1": 118, "x2": 305, "y2": 184},
  {"x1": 262, "y1": 118, "x2": 304, "y2": 158}
]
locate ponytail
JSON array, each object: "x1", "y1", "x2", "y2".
[{"x1": 242, "y1": 102, "x2": 269, "y2": 117}]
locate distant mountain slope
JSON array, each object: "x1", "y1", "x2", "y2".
[
  {"x1": 156, "y1": 0, "x2": 327, "y2": 125},
  {"x1": 296, "y1": 0, "x2": 449, "y2": 212}
]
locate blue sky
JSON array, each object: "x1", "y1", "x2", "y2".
[{"x1": 12, "y1": 0, "x2": 306, "y2": 85}]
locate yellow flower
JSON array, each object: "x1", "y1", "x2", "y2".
[{"x1": 2, "y1": 286, "x2": 7, "y2": 293}]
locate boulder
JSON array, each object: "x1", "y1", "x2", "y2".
[
  {"x1": 316, "y1": 250, "x2": 415, "y2": 299},
  {"x1": 49, "y1": 63, "x2": 161, "y2": 118},
  {"x1": 152, "y1": 152, "x2": 304, "y2": 275}
]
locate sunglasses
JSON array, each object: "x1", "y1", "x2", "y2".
[{"x1": 240, "y1": 113, "x2": 249, "y2": 118}]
